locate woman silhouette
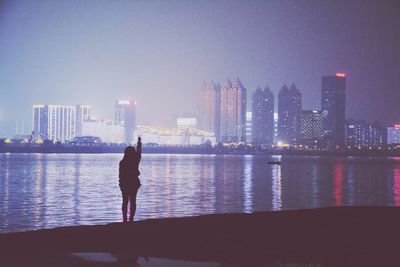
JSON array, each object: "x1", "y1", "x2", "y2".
[{"x1": 119, "y1": 137, "x2": 142, "y2": 222}]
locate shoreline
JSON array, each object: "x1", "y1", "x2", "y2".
[
  {"x1": 1, "y1": 145, "x2": 400, "y2": 157},
  {"x1": 1, "y1": 206, "x2": 400, "y2": 266}
]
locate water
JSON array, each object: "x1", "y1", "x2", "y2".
[{"x1": 1, "y1": 153, "x2": 400, "y2": 233}]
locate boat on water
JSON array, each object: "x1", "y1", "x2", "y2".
[{"x1": 268, "y1": 161, "x2": 282, "y2": 165}]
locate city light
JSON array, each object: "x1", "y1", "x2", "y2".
[{"x1": 336, "y1": 73, "x2": 346, "y2": 77}]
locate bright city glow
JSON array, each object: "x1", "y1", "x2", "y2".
[{"x1": 336, "y1": 73, "x2": 346, "y2": 77}]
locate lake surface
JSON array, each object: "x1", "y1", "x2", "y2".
[{"x1": 1, "y1": 153, "x2": 400, "y2": 233}]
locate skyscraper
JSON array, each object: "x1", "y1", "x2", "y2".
[
  {"x1": 220, "y1": 79, "x2": 246, "y2": 142},
  {"x1": 345, "y1": 120, "x2": 387, "y2": 148},
  {"x1": 251, "y1": 86, "x2": 274, "y2": 145},
  {"x1": 198, "y1": 82, "x2": 220, "y2": 141},
  {"x1": 32, "y1": 104, "x2": 77, "y2": 142},
  {"x1": 115, "y1": 100, "x2": 137, "y2": 144},
  {"x1": 75, "y1": 104, "x2": 91, "y2": 137},
  {"x1": 387, "y1": 125, "x2": 400, "y2": 145},
  {"x1": 299, "y1": 110, "x2": 327, "y2": 147},
  {"x1": 321, "y1": 73, "x2": 346, "y2": 148},
  {"x1": 277, "y1": 84, "x2": 302, "y2": 145}
]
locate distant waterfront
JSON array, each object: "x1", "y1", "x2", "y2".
[
  {"x1": 1, "y1": 142, "x2": 400, "y2": 157},
  {"x1": 1, "y1": 153, "x2": 400, "y2": 233}
]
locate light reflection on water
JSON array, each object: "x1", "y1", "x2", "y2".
[{"x1": 1, "y1": 153, "x2": 400, "y2": 233}]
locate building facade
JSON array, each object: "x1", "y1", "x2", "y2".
[
  {"x1": 299, "y1": 110, "x2": 327, "y2": 147},
  {"x1": 251, "y1": 86, "x2": 274, "y2": 145},
  {"x1": 82, "y1": 119, "x2": 124, "y2": 143},
  {"x1": 321, "y1": 73, "x2": 346, "y2": 148},
  {"x1": 345, "y1": 120, "x2": 387, "y2": 148},
  {"x1": 220, "y1": 79, "x2": 246, "y2": 142},
  {"x1": 76, "y1": 104, "x2": 91, "y2": 136},
  {"x1": 246, "y1": 111, "x2": 252, "y2": 142},
  {"x1": 33, "y1": 104, "x2": 77, "y2": 142},
  {"x1": 387, "y1": 125, "x2": 400, "y2": 145},
  {"x1": 197, "y1": 82, "x2": 220, "y2": 141},
  {"x1": 115, "y1": 100, "x2": 137, "y2": 143},
  {"x1": 277, "y1": 84, "x2": 302, "y2": 145}
]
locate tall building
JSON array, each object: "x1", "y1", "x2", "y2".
[
  {"x1": 251, "y1": 86, "x2": 274, "y2": 145},
  {"x1": 76, "y1": 104, "x2": 91, "y2": 136},
  {"x1": 388, "y1": 125, "x2": 400, "y2": 145},
  {"x1": 277, "y1": 84, "x2": 302, "y2": 145},
  {"x1": 299, "y1": 110, "x2": 327, "y2": 147},
  {"x1": 198, "y1": 82, "x2": 220, "y2": 141},
  {"x1": 321, "y1": 73, "x2": 346, "y2": 148},
  {"x1": 345, "y1": 120, "x2": 386, "y2": 148},
  {"x1": 32, "y1": 105, "x2": 48, "y2": 140},
  {"x1": 114, "y1": 100, "x2": 137, "y2": 143},
  {"x1": 114, "y1": 100, "x2": 129, "y2": 124},
  {"x1": 246, "y1": 111, "x2": 252, "y2": 142},
  {"x1": 220, "y1": 79, "x2": 246, "y2": 142},
  {"x1": 33, "y1": 104, "x2": 77, "y2": 142}
]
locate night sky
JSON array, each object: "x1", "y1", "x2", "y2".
[{"x1": 0, "y1": 0, "x2": 399, "y2": 128}]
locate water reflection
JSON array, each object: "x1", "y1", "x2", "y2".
[
  {"x1": 242, "y1": 155, "x2": 253, "y2": 213},
  {"x1": 271, "y1": 164, "x2": 282, "y2": 211},
  {"x1": 393, "y1": 168, "x2": 400, "y2": 206},
  {"x1": 2, "y1": 154, "x2": 400, "y2": 233},
  {"x1": 333, "y1": 159, "x2": 344, "y2": 206}
]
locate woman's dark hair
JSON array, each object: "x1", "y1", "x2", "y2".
[{"x1": 123, "y1": 146, "x2": 136, "y2": 161}]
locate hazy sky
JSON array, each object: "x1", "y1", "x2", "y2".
[{"x1": 0, "y1": 0, "x2": 399, "y2": 127}]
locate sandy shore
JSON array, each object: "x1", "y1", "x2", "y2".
[{"x1": 1, "y1": 206, "x2": 400, "y2": 266}]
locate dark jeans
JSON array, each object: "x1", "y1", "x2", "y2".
[{"x1": 121, "y1": 187, "x2": 139, "y2": 222}]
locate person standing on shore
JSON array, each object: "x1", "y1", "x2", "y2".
[{"x1": 119, "y1": 137, "x2": 142, "y2": 222}]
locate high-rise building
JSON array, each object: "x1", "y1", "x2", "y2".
[
  {"x1": 114, "y1": 100, "x2": 130, "y2": 124},
  {"x1": 388, "y1": 125, "x2": 400, "y2": 145},
  {"x1": 198, "y1": 82, "x2": 220, "y2": 141},
  {"x1": 33, "y1": 104, "x2": 77, "y2": 142},
  {"x1": 277, "y1": 84, "x2": 302, "y2": 145},
  {"x1": 299, "y1": 110, "x2": 327, "y2": 147},
  {"x1": 251, "y1": 86, "x2": 274, "y2": 145},
  {"x1": 321, "y1": 73, "x2": 346, "y2": 148},
  {"x1": 345, "y1": 120, "x2": 386, "y2": 148},
  {"x1": 220, "y1": 79, "x2": 246, "y2": 142},
  {"x1": 115, "y1": 100, "x2": 136, "y2": 144},
  {"x1": 76, "y1": 104, "x2": 91, "y2": 136},
  {"x1": 32, "y1": 105, "x2": 48, "y2": 140},
  {"x1": 246, "y1": 111, "x2": 252, "y2": 142}
]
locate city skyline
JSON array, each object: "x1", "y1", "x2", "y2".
[{"x1": 0, "y1": 0, "x2": 399, "y2": 128}]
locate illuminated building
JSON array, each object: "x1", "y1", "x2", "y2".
[
  {"x1": 246, "y1": 111, "x2": 252, "y2": 142},
  {"x1": 177, "y1": 117, "x2": 197, "y2": 129},
  {"x1": 274, "y1": 112, "x2": 278, "y2": 143},
  {"x1": 198, "y1": 82, "x2": 220, "y2": 141},
  {"x1": 251, "y1": 86, "x2": 274, "y2": 145},
  {"x1": 345, "y1": 120, "x2": 387, "y2": 148},
  {"x1": 321, "y1": 73, "x2": 346, "y2": 148},
  {"x1": 387, "y1": 125, "x2": 400, "y2": 145},
  {"x1": 278, "y1": 84, "x2": 302, "y2": 145},
  {"x1": 32, "y1": 104, "x2": 77, "y2": 142},
  {"x1": 136, "y1": 125, "x2": 216, "y2": 145},
  {"x1": 82, "y1": 119, "x2": 124, "y2": 143},
  {"x1": 299, "y1": 110, "x2": 327, "y2": 147},
  {"x1": 76, "y1": 104, "x2": 91, "y2": 136},
  {"x1": 115, "y1": 100, "x2": 137, "y2": 143},
  {"x1": 220, "y1": 79, "x2": 246, "y2": 142}
]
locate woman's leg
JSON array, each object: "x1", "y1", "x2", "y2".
[
  {"x1": 122, "y1": 191, "x2": 129, "y2": 222},
  {"x1": 129, "y1": 188, "x2": 139, "y2": 222}
]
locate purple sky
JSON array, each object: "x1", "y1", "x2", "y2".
[{"x1": 0, "y1": 0, "x2": 399, "y2": 128}]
